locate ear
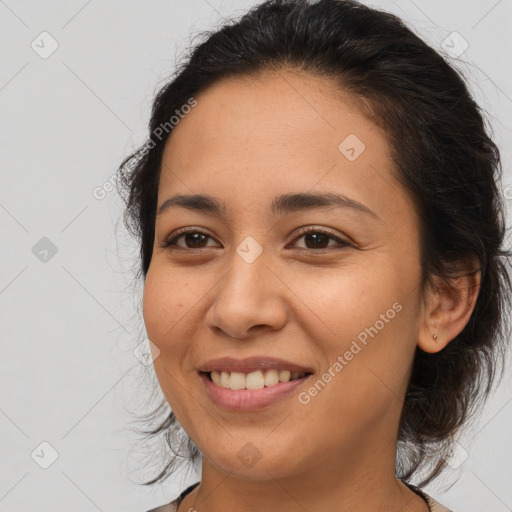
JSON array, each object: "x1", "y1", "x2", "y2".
[{"x1": 417, "y1": 256, "x2": 481, "y2": 354}]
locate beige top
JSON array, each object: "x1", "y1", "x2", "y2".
[{"x1": 146, "y1": 481, "x2": 454, "y2": 512}]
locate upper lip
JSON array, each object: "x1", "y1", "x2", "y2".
[{"x1": 198, "y1": 356, "x2": 314, "y2": 374}]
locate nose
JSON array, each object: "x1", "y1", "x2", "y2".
[{"x1": 204, "y1": 250, "x2": 288, "y2": 340}]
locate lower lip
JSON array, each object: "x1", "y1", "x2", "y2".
[{"x1": 200, "y1": 372, "x2": 311, "y2": 411}]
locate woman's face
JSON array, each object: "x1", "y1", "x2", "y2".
[{"x1": 143, "y1": 70, "x2": 426, "y2": 481}]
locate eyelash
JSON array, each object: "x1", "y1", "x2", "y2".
[{"x1": 160, "y1": 226, "x2": 352, "y2": 253}]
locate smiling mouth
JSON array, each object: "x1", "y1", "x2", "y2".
[{"x1": 201, "y1": 369, "x2": 313, "y2": 390}]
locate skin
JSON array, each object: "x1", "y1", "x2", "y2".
[{"x1": 143, "y1": 69, "x2": 481, "y2": 512}]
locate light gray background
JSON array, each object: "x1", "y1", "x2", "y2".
[{"x1": 1, "y1": 1, "x2": 511, "y2": 511}]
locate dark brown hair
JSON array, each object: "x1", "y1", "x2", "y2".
[{"x1": 116, "y1": 0, "x2": 512, "y2": 487}]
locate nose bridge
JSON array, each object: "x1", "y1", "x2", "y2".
[
  {"x1": 220, "y1": 229, "x2": 273, "y2": 294},
  {"x1": 206, "y1": 241, "x2": 287, "y2": 338},
  {"x1": 228, "y1": 243, "x2": 270, "y2": 298}
]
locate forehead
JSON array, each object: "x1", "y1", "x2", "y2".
[
  {"x1": 163, "y1": 69, "x2": 380, "y2": 166},
  {"x1": 158, "y1": 69, "x2": 416, "y2": 225}
]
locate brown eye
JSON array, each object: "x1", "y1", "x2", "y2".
[
  {"x1": 291, "y1": 227, "x2": 352, "y2": 251},
  {"x1": 177, "y1": 232, "x2": 209, "y2": 249},
  {"x1": 161, "y1": 226, "x2": 351, "y2": 252},
  {"x1": 162, "y1": 229, "x2": 218, "y2": 249},
  {"x1": 300, "y1": 232, "x2": 331, "y2": 249}
]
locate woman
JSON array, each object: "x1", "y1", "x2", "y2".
[{"x1": 116, "y1": 0, "x2": 511, "y2": 510}]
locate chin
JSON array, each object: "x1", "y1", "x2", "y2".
[{"x1": 202, "y1": 441, "x2": 301, "y2": 481}]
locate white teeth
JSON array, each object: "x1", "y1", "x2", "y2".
[
  {"x1": 209, "y1": 369, "x2": 307, "y2": 390},
  {"x1": 264, "y1": 369, "x2": 279, "y2": 387},
  {"x1": 245, "y1": 371, "x2": 265, "y2": 390},
  {"x1": 229, "y1": 371, "x2": 245, "y2": 390},
  {"x1": 211, "y1": 370, "x2": 221, "y2": 385},
  {"x1": 220, "y1": 371, "x2": 229, "y2": 388},
  {"x1": 279, "y1": 370, "x2": 291, "y2": 382}
]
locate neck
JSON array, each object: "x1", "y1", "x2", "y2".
[{"x1": 179, "y1": 448, "x2": 429, "y2": 512}]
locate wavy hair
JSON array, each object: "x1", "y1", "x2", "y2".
[{"x1": 116, "y1": 0, "x2": 512, "y2": 487}]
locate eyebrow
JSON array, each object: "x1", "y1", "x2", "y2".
[{"x1": 157, "y1": 192, "x2": 381, "y2": 221}]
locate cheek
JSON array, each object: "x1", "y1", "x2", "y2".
[
  {"x1": 142, "y1": 265, "x2": 200, "y2": 418},
  {"x1": 288, "y1": 261, "x2": 399, "y2": 350},
  {"x1": 295, "y1": 261, "x2": 417, "y2": 399},
  {"x1": 142, "y1": 264, "x2": 197, "y2": 356}
]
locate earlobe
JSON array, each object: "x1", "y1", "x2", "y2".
[{"x1": 417, "y1": 263, "x2": 481, "y2": 354}]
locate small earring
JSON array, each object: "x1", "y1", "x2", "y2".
[{"x1": 433, "y1": 333, "x2": 438, "y2": 341}]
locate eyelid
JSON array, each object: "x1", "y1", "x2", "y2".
[
  {"x1": 291, "y1": 225, "x2": 351, "y2": 248},
  {"x1": 161, "y1": 225, "x2": 352, "y2": 251},
  {"x1": 161, "y1": 226, "x2": 219, "y2": 249}
]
